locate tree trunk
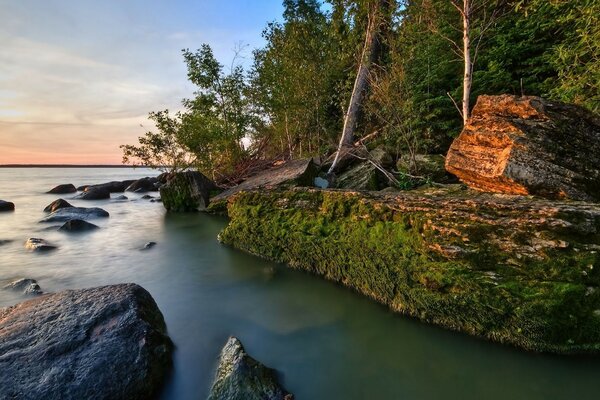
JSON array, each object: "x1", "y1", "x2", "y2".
[
  {"x1": 328, "y1": 3, "x2": 382, "y2": 174},
  {"x1": 462, "y1": 0, "x2": 472, "y2": 125}
]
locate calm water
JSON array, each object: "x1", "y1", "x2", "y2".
[{"x1": 1, "y1": 167, "x2": 599, "y2": 399}]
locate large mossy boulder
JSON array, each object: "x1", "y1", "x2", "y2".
[
  {"x1": 208, "y1": 337, "x2": 292, "y2": 400},
  {"x1": 446, "y1": 95, "x2": 600, "y2": 201},
  {"x1": 159, "y1": 171, "x2": 217, "y2": 212},
  {"x1": 0, "y1": 284, "x2": 173, "y2": 400},
  {"x1": 335, "y1": 146, "x2": 393, "y2": 191},
  {"x1": 219, "y1": 187, "x2": 600, "y2": 353}
]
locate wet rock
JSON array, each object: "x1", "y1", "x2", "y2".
[
  {"x1": 40, "y1": 207, "x2": 109, "y2": 222},
  {"x1": 141, "y1": 241, "x2": 157, "y2": 250},
  {"x1": 3, "y1": 278, "x2": 43, "y2": 295},
  {"x1": 160, "y1": 171, "x2": 217, "y2": 212},
  {"x1": 446, "y1": 95, "x2": 600, "y2": 201},
  {"x1": 85, "y1": 181, "x2": 127, "y2": 193},
  {"x1": 43, "y1": 198, "x2": 73, "y2": 213},
  {"x1": 0, "y1": 200, "x2": 15, "y2": 212},
  {"x1": 25, "y1": 238, "x2": 57, "y2": 251},
  {"x1": 208, "y1": 337, "x2": 292, "y2": 400},
  {"x1": 59, "y1": 219, "x2": 99, "y2": 232},
  {"x1": 0, "y1": 283, "x2": 173, "y2": 400},
  {"x1": 76, "y1": 185, "x2": 89, "y2": 191},
  {"x1": 76, "y1": 187, "x2": 110, "y2": 200},
  {"x1": 47, "y1": 184, "x2": 77, "y2": 194},
  {"x1": 0, "y1": 239, "x2": 13, "y2": 246},
  {"x1": 150, "y1": 198, "x2": 162, "y2": 203},
  {"x1": 126, "y1": 177, "x2": 159, "y2": 192},
  {"x1": 114, "y1": 195, "x2": 129, "y2": 201},
  {"x1": 141, "y1": 194, "x2": 154, "y2": 200}
]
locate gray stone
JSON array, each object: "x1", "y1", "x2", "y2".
[
  {"x1": 24, "y1": 238, "x2": 57, "y2": 251},
  {"x1": 0, "y1": 200, "x2": 15, "y2": 212},
  {"x1": 142, "y1": 241, "x2": 157, "y2": 250},
  {"x1": 40, "y1": 207, "x2": 109, "y2": 223},
  {"x1": 75, "y1": 187, "x2": 110, "y2": 200},
  {"x1": 3, "y1": 278, "x2": 42, "y2": 295},
  {"x1": 47, "y1": 184, "x2": 77, "y2": 194},
  {"x1": 208, "y1": 337, "x2": 292, "y2": 400},
  {"x1": 85, "y1": 181, "x2": 126, "y2": 193},
  {"x1": 44, "y1": 198, "x2": 73, "y2": 213},
  {"x1": 0, "y1": 283, "x2": 173, "y2": 400},
  {"x1": 59, "y1": 219, "x2": 99, "y2": 232},
  {"x1": 126, "y1": 177, "x2": 159, "y2": 192}
]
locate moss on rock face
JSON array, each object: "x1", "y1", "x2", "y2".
[{"x1": 219, "y1": 186, "x2": 600, "y2": 353}]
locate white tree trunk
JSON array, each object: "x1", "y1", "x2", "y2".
[{"x1": 462, "y1": 0, "x2": 472, "y2": 125}]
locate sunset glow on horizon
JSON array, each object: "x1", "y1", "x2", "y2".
[{"x1": 0, "y1": 0, "x2": 283, "y2": 165}]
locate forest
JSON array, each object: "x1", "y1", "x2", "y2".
[{"x1": 121, "y1": 0, "x2": 599, "y2": 183}]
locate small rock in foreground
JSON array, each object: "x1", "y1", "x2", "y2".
[
  {"x1": 0, "y1": 283, "x2": 173, "y2": 400},
  {"x1": 141, "y1": 241, "x2": 157, "y2": 250},
  {"x1": 3, "y1": 278, "x2": 43, "y2": 295},
  {"x1": 59, "y1": 219, "x2": 99, "y2": 232},
  {"x1": 40, "y1": 207, "x2": 109, "y2": 222},
  {"x1": 208, "y1": 337, "x2": 292, "y2": 400},
  {"x1": 47, "y1": 184, "x2": 77, "y2": 194},
  {"x1": 44, "y1": 198, "x2": 73, "y2": 213},
  {"x1": 25, "y1": 238, "x2": 57, "y2": 251},
  {"x1": 0, "y1": 200, "x2": 15, "y2": 212}
]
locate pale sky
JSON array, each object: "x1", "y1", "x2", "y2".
[{"x1": 0, "y1": 0, "x2": 283, "y2": 164}]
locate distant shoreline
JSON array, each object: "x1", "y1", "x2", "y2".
[{"x1": 0, "y1": 164, "x2": 151, "y2": 168}]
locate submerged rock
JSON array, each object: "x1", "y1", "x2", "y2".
[
  {"x1": 0, "y1": 283, "x2": 173, "y2": 400},
  {"x1": 114, "y1": 195, "x2": 129, "y2": 201},
  {"x1": 85, "y1": 181, "x2": 126, "y2": 193},
  {"x1": 446, "y1": 95, "x2": 600, "y2": 201},
  {"x1": 160, "y1": 171, "x2": 217, "y2": 212},
  {"x1": 59, "y1": 219, "x2": 99, "y2": 232},
  {"x1": 141, "y1": 241, "x2": 156, "y2": 250},
  {"x1": 219, "y1": 187, "x2": 600, "y2": 353},
  {"x1": 0, "y1": 239, "x2": 13, "y2": 246},
  {"x1": 47, "y1": 183, "x2": 77, "y2": 194},
  {"x1": 208, "y1": 337, "x2": 292, "y2": 400},
  {"x1": 43, "y1": 198, "x2": 73, "y2": 213},
  {"x1": 126, "y1": 177, "x2": 159, "y2": 193},
  {"x1": 76, "y1": 187, "x2": 110, "y2": 200},
  {"x1": 40, "y1": 207, "x2": 109, "y2": 222},
  {"x1": 0, "y1": 200, "x2": 15, "y2": 212},
  {"x1": 3, "y1": 278, "x2": 43, "y2": 295},
  {"x1": 25, "y1": 238, "x2": 57, "y2": 251}
]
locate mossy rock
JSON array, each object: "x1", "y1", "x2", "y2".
[
  {"x1": 159, "y1": 171, "x2": 217, "y2": 212},
  {"x1": 397, "y1": 154, "x2": 454, "y2": 183},
  {"x1": 219, "y1": 187, "x2": 600, "y2": 353}
]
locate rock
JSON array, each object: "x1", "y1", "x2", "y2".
[
  {"x1": 141, "y1": 242, "x2": 156, "y2": 250},
  {"x1": 314, "y1": 176, "x2": 329, "y2": 189},
  {"x1": 397, "y1": 154, "x2": 455, "y2": 183},
  {"x1": 336, "y1": 146, "x2": 393, "y2": 191},
  {"x1": 47, "y1": 184, "x2": 77, "y2": 194},
  {"x1": 219, "y1": 187, "x2": 600, "y2": 353},
  {"x1": 76, "y1": 185, "x2": 89, "y2": 191},
  {"x1": 0, "y1": 283, "x2": 173, "y2": 400},
  {"x1": 0, "y1": 200, "x2": 15, "y2": 212},
  {"x1": 0, "y1": 239, "x2": 13, "y2": 246},
  {"x1": 159, "y1": 171, "x2": 217, "y2": 212},
  {"x1": 43, "y1": 198, "x2": 73, "y2": 213},
  {"x1": 25, "y1": 238, "x2": 57, "y2": 251},
  {"x1": 126, "y1": 177, "x2": 159, "y2": 192},
  {"x1": 208, "y1": 337, "x2": 292, "y2": 400},
  {"x1": 3, "y1": 278, "x2": 43, "y2": 295},
  {"x1": 150, "y1": 198, "x2": 162, "y2": 203},
  {"x1": 212, "y1": 159, "x2": 318, "y2": 205},
  {"x1": 446, "y1": 95, "x2": 600, "y2": 201},
  {"x1": 40, "y1": 207, "x2": 109, "y2": 223},
  {"x1": 59, "y1": 219, "x2": 99, "y2": 232},
  {"x1": 85, "y1": 181, "x2": 126, "y2": 193},
  {"x1": 75, "y1": 187, "x2": 110, "y2": 200},
  {"x1": 141, "y1": 194, "x2": 154, "y2": 200},
  {"x1": 114, "y1": 195, "x2": 129, "y2": 200}
]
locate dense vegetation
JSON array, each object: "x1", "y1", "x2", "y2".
[{"x1": 122, "y1": 0, "x2": 599, "y2": 178}]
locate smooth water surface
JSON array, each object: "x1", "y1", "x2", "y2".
[{"x1": 1, "y1": 167, "x2": 599, "y2": 399}]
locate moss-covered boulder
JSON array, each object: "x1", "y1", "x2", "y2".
[
  {"x1": 336, "y1": 146, "x2": 394, "y2": 191},
  {"x1": 159, "y1": 171, "x2": 217, "y2": 212},
  {"x1": 219, "y1": 186, "x2": 600, "y2": 353}
]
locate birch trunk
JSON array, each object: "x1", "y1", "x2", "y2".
[{"x1": 462, "y1": 0, "x2": 472, "y2": 125}]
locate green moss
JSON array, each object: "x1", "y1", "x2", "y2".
[{"x1": 219, "y1": 189, "x2": 600, "y2": 353}]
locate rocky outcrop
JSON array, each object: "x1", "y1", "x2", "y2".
[
  {"x1": 159, "y1": 171, "x2": 217, "y2": 212},
  {"x1": 219, "y1": 186, "x2": 600, "y2": 353},
  {"x1": 3, "y1": 278, "x2": 43, "y2": 295},
  {"x1": 86, "y1": 181, "x2": 127, "y2": 193},
  {"x1": 336, "y1": 146, "x2": 393, "y2": 191},
  {"x1": 47, "y1": 184, "x2": 77, "y2": 194},
  {"x1": 0, "y1": 283, "x2": 173, "y2": 400},
  {"x1": 0, "y1": 200, "x2": 15, "y2": 212},
  {"x1": 446, "y1": 95, "x2": 600, "y2": 201},
  {"x1": 25, "y1": 238, "x2": 57, "y2": 251},
  {"x1": 126, "y1": 177, "x2": 159, "y2": 192},
  {"x1": 208, "y1": 337, "x2": 292, "y2": 400},
  {"x1": 76, "y1": 187, "x2": 110, "y2": 200},
  {"x1": 44, "y1": 198, "x2": 73, "y2": 213},
  {"x1": 59, "y1": 219, "x2": 99, "y2": 232},
  {"x1": 40, "y1": 207, "x2": 109, "y2": 223}
]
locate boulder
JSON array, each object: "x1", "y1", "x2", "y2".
[
  {"x1": 0, "y1": 283, "x2": 173, "y2": 400},
  {"x1": 446, "y1": 95, "x2": 600, "y2": 201},
  {"x1": 0, "y1": 200, "x2": 15, "y2": 212},
  {"x1": 141, "y1": 194, "x2": 154, "y2": 200},
  {"x1": 397, "y1": 154, "x2": 455, "y2": 183},
  {"x1": 25, "y1": 238, "x2": 57, "y2": 251},
  {"x1": 208, "y1": 337, "x2": 292, "y2": 400},
  {"x1": 159, "y1": 171, "x2": 217, "y2": 212},
  {"x1": 3, "y1": 278, "x2": 43, "y2": 295},
  {"x1": 44, "y1": 198, "x2": 73, "y2": 213},
  {"x1": 336, "y1": 146, "x2": 393, "y2": 191},
  {"x1": 76, "y1": 187, "x2": 110, "y2": 200},
  {"x1": 141, "y1": 241, "x2": 157, "y2": 250},
  {"x1": 76, "y1": 185, "x2": 89, "y2": 191},
  {"x1": 85, "y1": 181, "x2": 126, "y2": 193},
  {"x1": 212, "y1": 159, "x2": 318, "y2": 205},
  {"x1": 114, "y1": 195, "x2": 129, "y2": 201},
  {"x1": 40, "y1": 207, "x2": 109, "y2": 223},
  {"x1": 126, "y1": 177, "x2": 159, "y2": 193},
  {"x1": 59, "y1": 219, "x2": 99, "y2": 232},
  {"x1": 0, "y1": 239, "x2": 13, "y2": 246},
  {"x1": 47, "y1": 184, "x2": 77, "y2": 194}
]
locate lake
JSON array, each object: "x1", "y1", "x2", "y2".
[{"x1": 0, "y1": 167, "x2": 598, "y2": 399}]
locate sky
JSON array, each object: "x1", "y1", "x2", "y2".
[{"x1": 0, "y1": 0, "x2": 284, "y2": 164}]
